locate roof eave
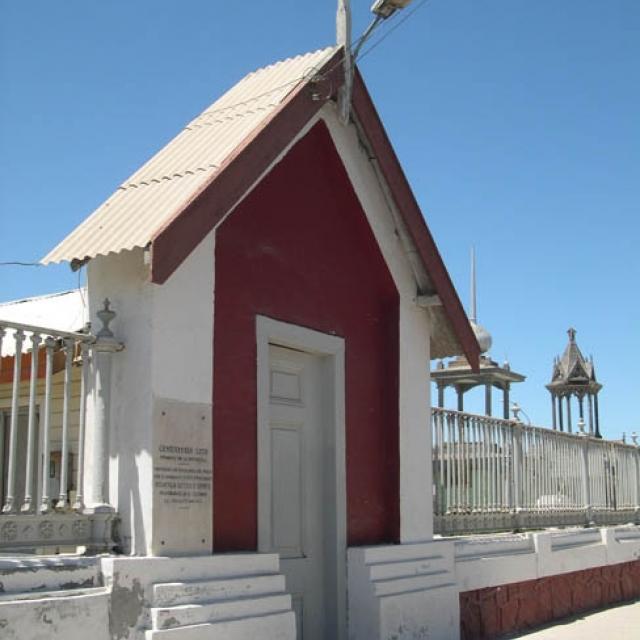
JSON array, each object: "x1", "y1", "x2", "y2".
[
  {"x1": 147, "y1": 49, "x2": 478, "y2": 370},
  {"x1": 350, "y1": 68, "x2": 480, "y2": 371},
  {"x1": 149, "y1": 50, "x2": 345, "y2": 285}
]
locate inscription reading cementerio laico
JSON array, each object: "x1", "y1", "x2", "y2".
[{"x1": 154, "y1": 444, "x2": 212, "y2": 508}]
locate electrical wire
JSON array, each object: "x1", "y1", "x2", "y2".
[
  {"x1": 0, "y1": 261, "x2": 42, "y2": 267},
  {"x1": 0, "y1": 5, "x2": 431, "y2": 273},
  {"x1": 190, "y1": 4, "x2": 430, "y2": 120}
]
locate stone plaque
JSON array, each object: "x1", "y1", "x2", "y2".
[{"x1": 152, "y1": 398, "x2": 212, "y2": 555}]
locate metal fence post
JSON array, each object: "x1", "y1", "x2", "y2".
[
  {"x1": 512, "y1": 423, "x2": 523, "y2": 530},
  {"x1": 634, "y1": 441, "x2": 640, "y2": 525},
  {"x1": 579, "y1": 431, "x2": 593, "y2": 526}
]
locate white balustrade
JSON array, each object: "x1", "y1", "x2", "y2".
[
  {"x1": 0, "y1": 300, "x2": 122, "y2": 552},
  {"x1": 432, "y1": 408, "x2": 640, "y2": 535}
]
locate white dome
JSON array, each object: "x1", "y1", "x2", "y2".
[{"x1": 470, "y1": 320, "x2": 492, "y2": 354}]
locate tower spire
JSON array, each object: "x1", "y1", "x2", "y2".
[{"x1": 470, "y1": 246, "x2": 477, "y2": 323}]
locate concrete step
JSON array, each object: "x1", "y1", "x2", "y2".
[
  {"x1": 152, "y1": 573, "x2": 286, "y2": 607},
  {"x1": 0, "y1": 556, "x2": 102, "y2": 595},
  {"x1": 152, "y1": 593, "x2": 292, "y2": 630},
  {"x1": 145, "y1": 610, "x2": 296, "y2": 640}
]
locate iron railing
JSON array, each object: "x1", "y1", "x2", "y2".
[{"x1": 432, "y1": 408, "x2": 640, "y2": 535}]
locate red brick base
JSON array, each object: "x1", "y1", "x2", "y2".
[{"x1": 460, "y1": 560, "x2": 640, "y2": 639}]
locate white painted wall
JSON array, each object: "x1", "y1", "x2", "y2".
[
  {"x1": 86, "y1": 231, "x2": 215, "y2": 555},
  {"x1": 87, "y1": 248, "x2": 154, "y2": 555}
]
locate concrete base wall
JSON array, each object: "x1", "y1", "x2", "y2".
[
  {"x1": 1, "y1": 527, "x2": 638, "y2": 640},
  {"x1": 0, "y1": 589, "x2": 110, "y2": 640},
  {"x1": 348, "y1": 541, "x2": 459, "y2": 640},
  {"x1": 460, "y1": 560, "x2": 640, "y2": 639},
  {"x1": 455, "y1": 525, "x2": 640, "y2": 639}
]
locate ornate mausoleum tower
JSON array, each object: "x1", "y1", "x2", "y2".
[
  {"x1": 546, "y1": 328, "x2": 602, "y2": 438},
  {"x1": 431, "y1": 249, "x2": 525, "y2": 418}
]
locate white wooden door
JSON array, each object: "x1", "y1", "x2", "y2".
[{"x1": 263, "y1": 344, "x2": 327, "y2": 639}]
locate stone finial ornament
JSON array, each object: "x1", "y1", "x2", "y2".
[{"x1": 96, "y1": 299, "x2": 116, "y2": 339}]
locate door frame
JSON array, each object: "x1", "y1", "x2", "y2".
[{"x1": 256, "y1": 315, "x2": 347, "y2": 640}]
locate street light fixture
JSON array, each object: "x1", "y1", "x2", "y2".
[
  {"x1": 371, "y1": 0, "x2": 414, "y2": 19},
  {"x1": 336, "y1": 0, "x2": 414, "y2": 123},
  {"x1": 353, "y1": 0, "x2": 414, "y2": 60}
]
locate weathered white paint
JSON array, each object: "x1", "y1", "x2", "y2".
[
  {"x1": 321, "y1": 106, "x2": 434, "y2": 543},
  {"x1": 0, "y1": 528, "x2": 637, "y2": 639},
  {"x1": 256, "y1": 316, "x2": 347, "y2": 640},
  {"x1": 87, "y1": 247, "x2": 154, "y2": 555},
  {"x1": 101, "y1": 553, "x2": 293, "y2": 640},
  {"x1": 86, "y1": 230, "x2": 215, "y2": 555},
  {"x1": 348, "y1": 540, "x2": 459, "y2": 640},
  {"x1": 0, "y1": 556, "x2": 102, "y2": 594},
  {"x1": 454, "y1": 525, "x2": 640, "y2": 593},
  {"x1": 0, "y1": 589, "x2": 110, "y2": 640}
]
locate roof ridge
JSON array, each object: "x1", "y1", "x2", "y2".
[
  {"x1": 41, "y1": 46, "x2": 341, "y2": 266},
  {"x1": 243, "y1": 45, "x2": 336, "y2": 81},
  {"x1": 120, "y1": 165, "x2": 218, "y2": 190},
  {"x1": 190, "y1": 102, "x2": 277, "y2": 127}
]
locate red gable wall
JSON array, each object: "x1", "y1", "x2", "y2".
[{"x1": 213, "y1": 121, "x2": 400, "y2": 551}]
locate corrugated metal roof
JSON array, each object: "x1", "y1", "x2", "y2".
[{"x1": 42, "y1": 47, "x2": 338, "y2": 265}]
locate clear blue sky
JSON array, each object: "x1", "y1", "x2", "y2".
[{"x1": 1, "y1": 1, "x2": 638, "y2": 439}]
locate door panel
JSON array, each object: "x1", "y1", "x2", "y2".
[
  {"x1": 265, "y1": 344, "x2": 325, "y2": 640},
  {"x1": 270, "y1": 424, "x2": 304, "y2": 558}
]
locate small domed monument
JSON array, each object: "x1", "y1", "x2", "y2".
[
  {"x1": 431, "y1": 249, "x2": 525, "y2": 418},
  {"x1": 546, "y1": 327, "x2": 602, "y2": 438}
]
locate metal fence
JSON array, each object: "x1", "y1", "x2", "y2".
[{"x1": 432, "y1": 408, "x2": 640, "y2": 535}]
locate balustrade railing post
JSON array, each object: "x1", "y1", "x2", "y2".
[
  {"x1": 21, "y1": 332, "x2": 41, "y2": 512},
  {"x1": 73, "y1": 341, "x2": 90, "y2": 512},
  {"x1": 88, "y1": 300, "x2": 122, "y2": 512},
  {"x1": 2, "y1": 329, "x2": 24, "y2": 514},
  {"x1": 55, "y1": 337, "x2": 74, "y2": 510},
  {"x1": 39, "y1": 336, "x2": 56, "y2": 513},
  {"x1": 512, "y1": 423, "x2": 523, "y2": 530},
  {"x1": 579, "y1": 432, "x2": 593, "y2": 526}
]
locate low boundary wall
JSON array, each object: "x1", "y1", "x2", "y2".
[{"x1": 455, "y1": 525, "x2": 640, "y2": 639}]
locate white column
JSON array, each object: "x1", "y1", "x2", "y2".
[
  {"x1": 399, "y1": 301, "x2": 431, "y2": 542},
  {"x1": 88, "y1": 300, "x2": 122, "y2": 512}
]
